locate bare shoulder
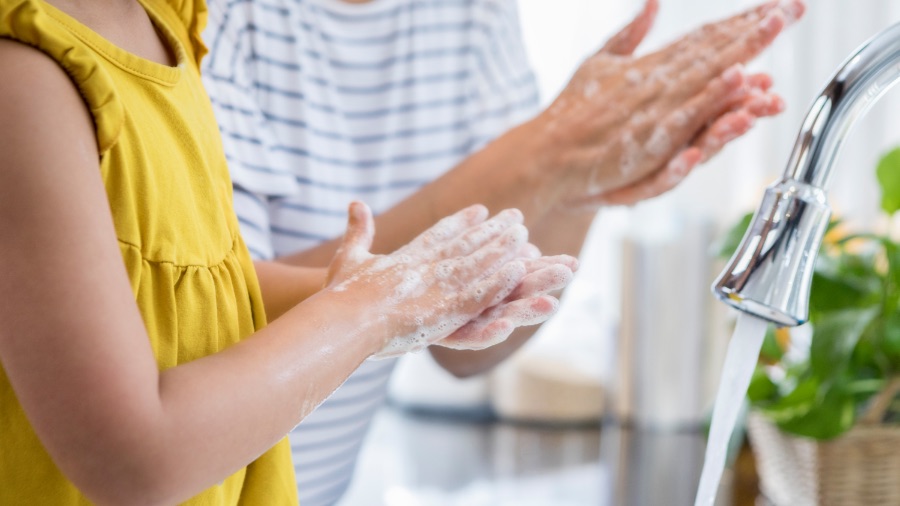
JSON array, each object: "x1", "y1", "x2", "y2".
[{"x1": 0, "y1": 38, "x2": 95, "y2": 156}]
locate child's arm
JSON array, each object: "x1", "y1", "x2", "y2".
[
  {"x1": 0, "y1": 40, "x2": 572, "y2": 506},
  {"x1": 252, "y1": 261, "x2": 326, "y2": 320}
]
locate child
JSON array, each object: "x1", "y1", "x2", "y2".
[{"x1": 0, "y1": 0, "x2": 574, "y2": 503}]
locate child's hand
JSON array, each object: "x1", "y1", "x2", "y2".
[
  {"x1": 435, "y1": 253, "x2": 579, "y2": 350},
  {"x1": 325, "y1": 202, "x2": 575, "y2": 359}
]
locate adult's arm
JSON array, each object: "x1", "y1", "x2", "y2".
[
  {"x1": 277, "y1": 0, "x2": 803, "y2": 375},
  {"x1": 279, "y1": 1, "x2": 801, "y2": 266}
]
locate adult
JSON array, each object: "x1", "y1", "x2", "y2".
[{"x1": 201, "y1": 0, "x2": 803, "y2": 503}]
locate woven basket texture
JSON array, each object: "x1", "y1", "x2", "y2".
[{"x1": 748, "y1": 413, "x2": 900, "y2": 506}]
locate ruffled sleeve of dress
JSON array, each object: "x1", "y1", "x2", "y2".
[
  {"x1": 0, "y1": 0, "x2": 124, "y2": 155},
  {"x1": 161, "y1": 0, "x2": 208, "y2": 65}
]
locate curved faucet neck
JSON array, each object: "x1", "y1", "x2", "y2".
[
  {"x1": 713, "y1": 21, "x2": 900, "y2": 326},
  {"x1": 786, "y1": 22, "x2": 900, "y2": 189}
]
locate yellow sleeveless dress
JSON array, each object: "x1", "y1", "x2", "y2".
[{"x1": 0, "y1": 0, "x2": 297, "y2": 503}]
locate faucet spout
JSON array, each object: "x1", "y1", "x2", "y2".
[{"x1": 713, "y1": 22, "x2": 900, "y2": 326}]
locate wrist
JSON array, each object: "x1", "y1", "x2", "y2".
[
  {"x1": 510, "y1": 110, "x2": 567, "y2": 211},
  {"x1": 300, "y1": 286, "x2": 388, "y2": 358},
  {"x1": 499, "y1": 115, "x2": 567, "y2": 220}
]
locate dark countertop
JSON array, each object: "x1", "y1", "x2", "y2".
[{"x1": 339, "y1": 405, "x2": 760, "y2": 506}]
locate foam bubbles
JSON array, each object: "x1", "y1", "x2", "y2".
[
  {"x1": 645, "y1": 126, "x2": 672, "y2": 158},
  {"x1": 618, "y1": 131, "x2": 642, "y2": 177},
  {"x1": 625, "y1": 68, "x2": 642, "y2": 85},
  {"x1": 583, "y1": 80, "x2": 600, "y2": 99}
]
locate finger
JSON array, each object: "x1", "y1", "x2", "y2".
[
  {"x1": 721, "y1": 72, "x2": 780, "y2": 113},
  {"x1": 675, "y1": 0, "x2": 799, "y2": 55},
  {"x1": 746, "y1": 72, "x2": 773, "y2": 92},
  {"x1": 739, "y1": 90, "x2": 785, "y2": 118},
  {"x1": 586, "y1": 147, "x2": 703, "y2": 207},
  {"x1": 443, "y1": 208, "x2": 525, "y2": 258},
  {"x1": 522, "y1": 254, "x2": 580, "y2": 276},
  {"x1": 399, "y1": 204, "x2": 489, "y2": 258},
  {"x1": 517, "y1": 242, "x2": 541, "y2": 260},
  {"x1": 437, "y1": 317, "x2": 516, "y2": 351},
  {"x1": 644, "y1": 64, "x2": 745, "y2": 161},
  {"x1": 602, "y1": 66, "x2": 742, "y2": 193},
  {"x1": 638, "y1": 1, "x2": 779, "y2": 72},
  {"x1": 694, "y1": 110, "x2": 756, "y2": 163},
  {"x1": 438, "y1": 295, "x2": 560, "y2": 350},
  {"x1": 686, "y1": 11, "x2": 786, "y2": 90},
  {"x1": 335, "y1": 201, "x2": 375, "y2": 266},
  {"x1": 500, "y1": 295, "x2": 560, "y2": 327},
  {"x1": 507, "y1": 264, "x2": 575, "y2": 301},
  {"x1": 778, "y1": 0, "x2": 806, "y2": 25},
  {"x1": 638, "y1": 4, "x2": 792, "y2": 102},
  {"x1": 600, "y1": 0, "x2": 659, "y2": 56},
  {"x1": 467, "y1": 259, "x2": 527, "y2": 310},
  {"x1": 586, "y1": 109, "x2": 757, "y2": 208},
  {"x1": 459, "y1": 223, "x2": 528, "y2": 279}
]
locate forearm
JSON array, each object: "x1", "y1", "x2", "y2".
[
  {"x1": 279, "y1": 118, "x2": 557, "y2": 267},
  {"x1": 106, "y1": 289, "x2": 378, "y2": 505},
  {"x1": 253, "y1": 260, "x2": 327, "y2": 320}
]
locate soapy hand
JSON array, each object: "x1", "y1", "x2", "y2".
[
  {"x1": 539, "y1": 0, "x2": 805, "y2": 209},
  {"x1": 325, "y1": 202, "x2": 577, "y2": 359},
  {"x1": 435, "y1": 253, "x2": 578, "y2": 350}
]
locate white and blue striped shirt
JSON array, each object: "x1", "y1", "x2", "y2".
[{"x1": 202, "y1": 1, "x2": 539, "y2": 504}]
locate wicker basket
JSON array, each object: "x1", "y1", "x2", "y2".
[{"x1": 748, "y1": 380, "x2": 900, "y2": 506}]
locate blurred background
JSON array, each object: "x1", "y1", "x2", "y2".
[{"x1": 339, "y1": 1, "x2": 900, "y2": 505}]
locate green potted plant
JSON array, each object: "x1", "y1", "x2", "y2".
[{"x1": 717, "y1": 148, "x2": 900, "y2": 506}]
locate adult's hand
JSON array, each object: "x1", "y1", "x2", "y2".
[{"x1": 534, "y1": 0, "x2": 805, "y2": 209}]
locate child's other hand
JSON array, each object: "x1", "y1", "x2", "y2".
[
  {"x1": 325, "y1": 202, "x2": 575, "y2": 358},
  {"x1": 434, "y1": 252, "x2": 579, "y2": 351}
]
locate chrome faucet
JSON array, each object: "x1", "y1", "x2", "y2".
[{"x1": 713, "y1": 22, "x2": 900, "y2": 327}]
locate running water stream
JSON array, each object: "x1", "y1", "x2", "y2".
[{"x1": 694, "y1": 312, "x2": 769, "y2": 506}]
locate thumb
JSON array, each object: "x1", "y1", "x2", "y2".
[
  {"x1": 333, "y1": 201, "x2": 375, "y2": 271},
  {"x1": 599, "y1": 0, "x2": 658, "y2": 56}
]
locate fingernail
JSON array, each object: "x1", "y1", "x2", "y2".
[
  {"x1": 771, "y1": 95, "x2": 786, "y2": 113},
  {"x1": 669, "y1": 157, "x2": 692, "y2": 177},
  {"x1": 501, "y1": 208, "x2": 524, "y2": 223},
  {"x1": 466, "y1": 204, "x2": 488, "y2": 220},
  {"x1": 761, "y1": 11, "x2": 785, "y2": 34}
]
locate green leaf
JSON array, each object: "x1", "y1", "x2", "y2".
[
  {"x1": 882, "y1": 311, "x2": 900, "y2": 366},
  {"x1": 759, "y1": 325, "x2": 785, "y2": 362},
  {"x1": 809, "y1": 308, "x2": 879, "y2": 379},
  {"x1": 877, "y1": 147, "x2": 900, "y2": 215},
  {"x1": 713, "y1": 212, "x2": 753, "y2": 259},
  {"x1": 775, "y1": 385, "x2": 857, "y2": 440},
  {"x1": 808, "y1": 271, "x2": 877, "y2": 317},
  {"x1": 747, "y1": 367, "x2": 778, "y2": 402},
  {"x1": 880, "y1": 239, "x2": 900, "y2": 314},
  {"x1": 758, "y1": 377, "x2": 819, "y2": 422}
]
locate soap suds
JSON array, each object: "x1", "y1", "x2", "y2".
[
  {"x1": 645, "y1": 126, "x2": 673, "y2": 158},
  {"x1": 625, "y1": 68, "x2": 642, "y2": 85},
  {"x1": 618, "y1": 131, "x2": 642, "y2": 178},
  {"x1": 583, "y1": 81, "x2": 600, "y2": 99}
]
